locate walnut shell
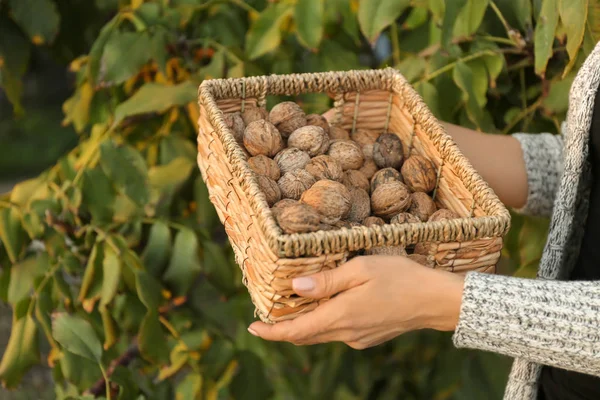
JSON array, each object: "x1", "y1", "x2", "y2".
[
  {"x1": 365, "y1": 246, "x2": 407, "y2": 256},
  {"x1": 362, "y1": 216, "x2": 385, "y2": 227},
  {"x1": 408, "y1": 192, "x2": 437, "y2": 222},
  {"x1": 243, "y1": 120, "x2": 284, "y2": 157},
  {"x1": 428, "y1": 209, "x2": 459, "y2": 222},
  {"x1": 241, "y1": 107, "x2": 269, "y2": 125},
  {"x1": 256, "y1": 175, "x2": 281, "y2": 206},
  {"x1": 370, "y1": 168, "x2": 403, "y2": 192},
  {"x1": 269, "y1": 101, "x2": 307, "y2": 138},
  {"x1": 341, "y1": 170, "x2": 370, "y2": 193},
  {"x1": 223, "y1": 112, "x2": 245, "y2": 143},
  {"x1": 248, "y1": 155, "x2": 280, "y2": 181},
  {"x1": 401, "y1": 155, "x2": 437, "y2": 193},
  {"x1": 407, "y1": 254, "x2": 432, "y2": 267},
  {"x1": 346, "y1": 187, "x2": 371, "y2": 223},
  {"x1": 271, "y1": 199, "x2": 299, "y2": 218},
  {"x1": 327, "y1": 139, "x2": 364, "y2": 171},
  {"x1": 287, "y1": 126, "x2": 330, "y2": 156},
  {"x1": 390, "y1": 212, "x2": 420, "y2": 224},
  {"x1": 274, "y1": 148, "x2": 310, "y2": 174},
  {"x1": 373, "y1": 133, "x2": 404, "y2": 169},
  {"x1": 359, "y1": 159, "x2": 379, "y2": 180},
  {"x1": 371, "y1": 181, "x2": 411, "y2": 219},
  {"x1": 278, "y1": 169, "x2": 316, "y2": 200},
  {"x1": 413, "y1": 242, "x2": 433, "y2": 255},
  {"x1": 329, "y1": 126, "x2": 350, "y2": 140},
  {"x1": 276, "y1": 203, "x2": 321, "y2": 234},
  {"x1": 300, "y1": 180, "x2": 351, "y2": 223},
  {"x1": 306, "y1": 114, "x2": 331, "y2": 135},
  {"x1": 305, "y1": 155, "x2": 343, "y2": 182},
  {"x1": 351, "y1": 129, "x2": 381, "y2": 147}
]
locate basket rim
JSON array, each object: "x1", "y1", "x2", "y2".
[{"x1": 197, "y1": 68, "x2": 511, "y2": 259}]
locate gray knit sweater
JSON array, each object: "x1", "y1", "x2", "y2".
[{"x1": 452, "y1": 42, "x2": 600, "y2": 399}]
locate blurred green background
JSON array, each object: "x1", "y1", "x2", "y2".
[{"x1": 0, "y1": 0, "x2": 595, "y2": 399}]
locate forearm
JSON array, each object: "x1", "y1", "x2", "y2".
[
  {"x1": 453, "y1": 273, "x2": 600, "y2": 377},
  {"x1": 441, "y1": 122, "x2": 528, "y2": 209}
]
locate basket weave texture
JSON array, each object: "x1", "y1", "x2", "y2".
[{"x1": 196, "y1": 68, "x2": 511, "y2": 323}]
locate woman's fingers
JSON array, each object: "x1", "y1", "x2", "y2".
[{"x1": 291, "y1": 257, "x2": 369, "y2": 299}]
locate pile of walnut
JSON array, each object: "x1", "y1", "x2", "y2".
[{"x1": 224, "y1": 102, "x2": 461, "y2": 265}]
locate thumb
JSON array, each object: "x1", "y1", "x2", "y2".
[{"x1": 292, "y1": 259, "x2": 368, "y2": 299}]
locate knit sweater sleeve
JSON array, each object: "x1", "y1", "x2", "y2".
[
  {"x1": 511, "y1": 132, "x2": 564, "y2": 217},
  {"x1": 453, "y1": 272, "x2": 600, "y2": 377}
]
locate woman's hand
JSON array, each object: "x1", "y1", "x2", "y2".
[{"x1": 247, "y1": 256, "x2": 465, "y2": 349}]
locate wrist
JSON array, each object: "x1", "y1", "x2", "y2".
[{"x1": 422, "y1": 269, "x2": 465, "y2": 331}]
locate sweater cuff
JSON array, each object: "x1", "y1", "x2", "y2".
[
  {"x1": 452, "y1": 272, "x2": 600, "y2": 377},
  {"x1": 511, "y1": 133, "x2": 563, "y2": 217}
]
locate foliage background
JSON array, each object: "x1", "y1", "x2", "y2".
[{"x1": 0, "y1": 0, "x2": 598, "y2": 399}]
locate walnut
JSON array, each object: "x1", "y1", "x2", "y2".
[
  {"x1": 243, "y1": 120, "x2": 284, "y2": 157},
  {"x1": 248, "y1": 155, "x2": 280, "y2": 181},
  {"x1": 318, "y1": 222, "x2": 335, "y2": 231},
  {"x1": 407, "y1": 254, "x2": 432, "y2": 267},
  {"x1": 401, "y1": 155, "x2": 437, "y2": 193},
  {"x1": 370, "y1": 168, "x2": 403, "y2": 192},
  {"x1": 256, "y1": 175, "x2": 281, "y2": 206},
  {"x1": 346, "y1": 187, "x2": 371, "y2": 223},
  {"x1": 223, "y1": 112, "x2": 245, "y2": 143},
  {"x1": 329, "y1": 126, "x2": 350, "y2": 140},
  {"x1": 305, "y1": 155, "x2": 343, "y2": 182},
  {"x1": 341, "y1": 170, "x2": 370, "y2": 193},
  {"x1": 278, "y1": 169, "x2": 316, "y2": 200},
  {"x1": 428, "y1": 209, "x2": 460, "y2": 222},
  {"x1": 287, "y1": 126, "x2": 330, "y2": 156},
  {"x1": 327, "y1": 140, "x2": 364, "y2": 171},
  {"x1": 359, "y1": 159, "x2": 379, "y2": 180},
  {"x1": 365, "y1": 246, "x2": 407, "y2": 256},
  {"x1": 373, "y1": 133, "x2": 404, "y2": 169},
  {"x1": 390, "y1": 212, "x2": 420, "y2": 224},
  {"x1": 351, "y1": 129, "x2": 381, "y2": 147},
  {"x1": 274, "y1": 148, "x2": 310, "y2": 174},
  {"x1": 300, "y1": 180, "x2": 351, "y2": 224},
  {"x1": 408, "y1": 192, "x2": 437, "y2": 222},
  {"x1": 371, "y1": 181, "x2": 411, "y2": 219},
  {"x1": 362, "y1": 216, "x2": 385, "y2": 227},
  {"x1": 306, "y1": 114, "x2": 331, "y2": 135},
  {"x1": 241, "y1": 107, "x2": 269, "y2": 125},
  {"x1": 413, "y1": 242, "x2": 433, "y2": 255},
  {"x1": 269, "y1": 101, "x2": 307, "y2": 138},
  {"x1": 271, "y1": 199, "x2": 299, "y2": 218},
  {"x1": 276, "y1": 203, "x2": 321, "y2": 234}
]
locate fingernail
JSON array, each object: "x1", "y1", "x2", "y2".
[
  {"x1": 247, "y1": 327, "x2": 259, "y2": 337},
  {"x1": 293, "y1": 277, "x2": 315, "y2": 292}
]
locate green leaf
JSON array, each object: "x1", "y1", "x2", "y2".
[
  {"x1": 59, "y1": 351, "x2": 102, "y2": 391},
  {"x1": 534, "y1": 0, "x2": 559, "y2": 77},
  {"x1": 160, "y1": 135, "x2": 197, "y2": 164},
  {"x1": 453, "y1": 61, "x2": 484, "y2": 129},
  {"x1": 203, "y1": 241, "x2": 236, "y2": 293},
  {"x1": 0, "y1": 208, "x2": 26, "y2": 263},
  {"x1": 149, "y1": 157, "x2": 194, "y2": 192},
  {"x1": 100, "y1": 244, "x2": 121, "y2": 306},
  {"x1": 396, "y1": 56, "x2": 427, "y2": 83},
  {"x1": 518, "y1": 216, "x2": 550, "y2": 272},
  {"x1": 0, "y1": 18, "x2": 31, "y2": 114},
  {"x1": 79, "y1": 242, "x2": 104, "y2": 302},
  {"x1": 416, "y1": 81, "x2": 442, "y2": 118},
  {"x1": 402, "y1": 6, "x2": 429, "y2": 30},
  {"x1": 163, "y1": 228, "x2": 202, "y2": 296},
  {"x1": 110, "y1": 366, "x2": 137, "y2": 400},
  {"x1": 441, "y1": 0, "x2": 467, "y2": 48},
  {"x1": 230, "y1": 351, "x2": 274, "y2": 400},
  {"x1": 88, "y1": 15, "x2": 120, "y2": 83},
  {"x1": 113, "y1": 81, "x2": 197, "y2": 126},
  {"x1": 99, "y1": 140, "x2": 150, "y2": 206},
  {"x1": 35, "y1": 283, "x2": 56, "y2": 348},
  {"x1": 10, "y1": 176, "x2": 48, "y2": 208},
  {"x1": 0, "y1": 314, "x2": 39, "y2": 388},
  {"x1": 495, "y1": 0, "x2": 532, "y2": 30},
  {"x1": 99, "y1": 31, "x2": 152, "y2": 85},
  {"x1": 99, "y1": 305, "x2": 118, "y2": 350},
  {"x1": 558, "y1": 0, "x2": 588, "y2": 76},
  {"x1": 358, "y1": 0, "x2": 410, "y2": 43},
  {"x1": 141, "y1": 222, "x2": 172, "y2": 277},
  {"x1": 52, "y1": 313, "x2": 103, "y2": 362},
  {"x1": 7, "y1": 253, "x2": 49, "y2": 305},
  {"x1": 194, "y1": 176, "x2": 219, "y2": 229},
  {"x1": 466, "y1": 59, "x2": 489, "y2": 108},
  {"x1": 295, "y1": 0, "x2": 324, "y2": 49},
  {"x1": 246, "y1": 3, "x2": 294, "y2": 60},
  {"x1": 151, "y1": 28, "x2": 171, "y2": 74},
  {"x1": 176, "y1": 373, "x2": 203, "y2": 399},
  {"x1": 542, "y1": 73, "x2": 576, "y2": 114},
  {"x1": 135, "y1": 269, "x2": 162, "y2": 311},
  {"x1": 138, "y1": 313, "x2": 169, "y2": 364},
  {"x1": 589, "y1": 0, "x2": 600, "y2": 42},
  {"x1": 8, "y1": 0, "x2": 60, "y2": 44},
  {"x1": 81, "y1": 167, "x2": 116, "y2": 224},
  {"x1": 62, "y1": 82, "x2": 94, "y2": 133},
  {"x1": 453, "y1": 0, "x2": 489, "y2": 37}
]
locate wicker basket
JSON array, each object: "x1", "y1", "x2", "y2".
[{"x1": 196, "y1": 68, "x2": 511, "y2": 323}]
